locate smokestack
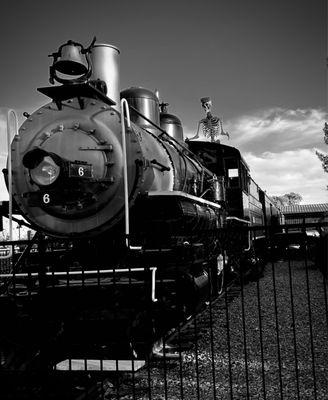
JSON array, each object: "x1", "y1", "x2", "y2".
[{"x1": 90, "y1": 44, "x2": 120, "y2": 111}]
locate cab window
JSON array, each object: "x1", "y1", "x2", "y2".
[
  {"x1": 240, "y1": 164, "x2": 249, "y2": 193},
  {"x1": 224, "y1": 158, "x2": 240, "y2": 188}
]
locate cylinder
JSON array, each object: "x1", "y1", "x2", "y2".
[
  {"x1": 120, "y1": 87, "x2": 160, "y2": 132},
  {"x1": 90, "y1": 44, "x2": 120, "y2": 110}
]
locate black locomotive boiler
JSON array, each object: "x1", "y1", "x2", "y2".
[{"x1": 2, "y1": 39, "x2": 281, "y2": 362}]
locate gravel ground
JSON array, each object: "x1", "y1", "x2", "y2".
[{"x1": 107, "y1": 259, "x2": 328, "y2": 400}]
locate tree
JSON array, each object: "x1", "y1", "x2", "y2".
[
  {"x1": 271, "y1": 196, "x2": 286, "y2": 208},
  {"x1": 316, "y1": 123, "x2": 328, "y2": 178},
  {"x1": 271, "y1": 192, "x2": 303, "y2": 207}
]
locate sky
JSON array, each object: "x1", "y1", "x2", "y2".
[{"x1": 0, "y1": 0, "x2": 327, "y2": 204}]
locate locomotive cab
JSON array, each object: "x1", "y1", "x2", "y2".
[
  {"x1": 186, "y1": 140, "x2": 281, "y2": 232},
  {"x1": 186, "y1": 141, "x2": 250, "y2": 220}
]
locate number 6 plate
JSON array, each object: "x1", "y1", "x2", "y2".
[{"x1": 68, "y1": 162, "x2": 93, "y2": 179}]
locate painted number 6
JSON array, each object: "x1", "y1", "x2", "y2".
[
  {"x1": 43, "y1": 193, "x2": 50, "y2": 204},
  {"x1": 78, "y1": 166, "x2": 84, "y2": 177}
]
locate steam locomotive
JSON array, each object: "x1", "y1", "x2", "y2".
[{"x1": 2, "y1": 39, "x2": 281, "y2": 361}]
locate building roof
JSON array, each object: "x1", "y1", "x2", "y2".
[{"x1": 282, "y1": 203, "x2": 328, "y2": 215}]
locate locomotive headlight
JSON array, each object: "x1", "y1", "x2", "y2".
[
  {"x1": 30, "y1": 156, "x2": 60, "y2": 186},
  {"x1": 23, "y1": 148, "x2": 61, "y2": 187}
]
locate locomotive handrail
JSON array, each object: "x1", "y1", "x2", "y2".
[
  {"x1": 120, "y1": 98, "x2": 131, "y2": 248},
  {"x1": 148, "y1": 190, "x2": 222, "y2": 210},
  {"x1": 226, "y1": 216, "x2": 251, "y2": 224},
  {"x1": 120, "y1": 98, "x2": 142, "y2": 251},
  {"x1": 0, "y1": 109, "x2": 18, "y2": 260},
  {"x1": 128, "y1": 104, "x2": 168, "y2": 136}
]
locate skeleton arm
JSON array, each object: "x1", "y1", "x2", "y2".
[
  {"x1": 188, "y1": 121, "x2": 202, "y2": 141},
  {"x1": 219, "y1": 119, "x2": 229, "y2": 139}
]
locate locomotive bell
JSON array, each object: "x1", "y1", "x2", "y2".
[{"x1": 53, "y1": 41, "x2": 88, "y2": 75}]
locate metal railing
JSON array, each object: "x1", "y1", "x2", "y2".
[{"x1": 0, "y1": 223, "x2": 327, "y2": 399}]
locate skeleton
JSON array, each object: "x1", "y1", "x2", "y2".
[{"x1": 189, "y1": 97, "x2": 229, "y2": 142}]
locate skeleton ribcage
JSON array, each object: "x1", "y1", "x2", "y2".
[{"x1": 201, "y1": 116, "x2": 221, "y2": 139}]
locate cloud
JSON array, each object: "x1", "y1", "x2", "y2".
[
  {"x1": 225, "y1": 107, "x2": 327, "y2": 155},
  {"x1": 228, "y1": 107, "x2": 328, "y2": 203},
  {"x1": 185, "y1": 107, "x2": 328, "y2": 204},
  {"x1": 244, "y1": 149, "x2": 328, "y2": 204}
]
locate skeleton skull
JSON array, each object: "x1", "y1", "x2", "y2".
[{"x1": 201, "y1": 97, "x2": 212, "y2": 114}]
